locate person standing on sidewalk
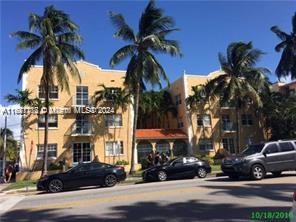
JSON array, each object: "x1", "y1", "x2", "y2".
[{"x1": 5, "y1": 164, "x2": 14, "y2": 183}]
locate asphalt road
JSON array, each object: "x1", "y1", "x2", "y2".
[{"x1": 1, "y1": 173, "x2": 295, "y2": 222}]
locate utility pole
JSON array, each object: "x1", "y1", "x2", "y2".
[{"x1": 2, "y1": 115, "x2": 7, "y2": 178}]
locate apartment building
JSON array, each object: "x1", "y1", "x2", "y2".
[
  {"x1": 167, "y1": 71, "x2": 265, "y2": 156},
  {"x1": 21, "y1": 60, "x2": 266, "y2": 170},
  {"x1": 21, "y1": 61, "x2": 133, "y2": 170},
  {"x1": 272, "y1": 80, "x2": 296, "y2": 95}
]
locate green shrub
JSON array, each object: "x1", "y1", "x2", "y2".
[
  {"x1": 195, "y1": 154, "x2": 215, "y2": 165},
  {"x1": 48, "y1": 163, "x2": 62, "y2": 171},
  {"x1": 115, "y1": 160, "x2": 129, "y2": 165}
]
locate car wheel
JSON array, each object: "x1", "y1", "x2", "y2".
[
  {"x1": 157, "y1": 171, "x2": 167, "y2": 181},
  {"x1": 104, "y1": 174, "x2": 117, "y2": 187},
  {"x1": 272, "y1": 171, "x2": 282, "y2": 177},
  {"x1": 251, "y1": 165, "x2": 265, "y2": 180},
  {"x1": 48, "y1": 179, "x2": 63, "y2": 193},
  {"x1": 197, "y1": 167, "x2": 207, "y2": 178}
]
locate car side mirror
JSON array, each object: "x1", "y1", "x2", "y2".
[{"x1": 263, "y1": 152, "x2": 267, "y2": 157}]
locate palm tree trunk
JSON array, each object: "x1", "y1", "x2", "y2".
[
  {"x1": 41, "y1": 60, "x2": 50, "y2": 177},
  {"x1": 235, "y1": 106, "x2": 240, "y2": 154},
  {"x1": 129, "y1": 85, "x2": 140, "y2": 175}
]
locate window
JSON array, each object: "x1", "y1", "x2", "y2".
[
  {"x1": 73, "y1": 142, "x2": 91, "y2": 164},
  {"x1": 38, "y1": 114, "x2": 58, "y2": 128},
  {"x1": 177, "y1": 118, "x2": 184, "y2": 128},
  {"x1": 105, "y1": 141, "x2": 124, "y2": 156},
  {"x1": 75, "y1": 164, "x2": 92, "y2": 172},
  {"x1": 156, "y1": 142, "x2": 170, "y2": 154},
  {"x1": 264, "y1": 144, "x2": 279, "y2": 154},
  {"x1": 137, "y1": 143, "x2": 153, "y2": 163},
  {"x1": 241, "y1": 114, "x2": 253, "y2": 126},
  {"x1": 37, "y1": 144, "x2": 57, "y2": 159},
  {"x1": 279, "y1": 142, "x2": 294, "y2": 152},
  {"x1": 199, "y1": 139, "x2": 213, "y2": 151},
  {"x1": 175, "y1": 94, "x2": 182, "y2": 105},
  {"x1": 184, "y1": 157, "x2": 198, "y2": 163},
  {"x1": 222, "y1": 138, "x2": 235, "y2": 154},
  {"x1": 105, "y1": 114, "x2": 122, "y2": 127},
  {"x1": 90, "y1": 163, "x2": 104, "y2": 170},
  {"x1": 39, "y1": 85, "x2": 58, "y2": 99},
  {"x1": 222, "y1": 115, "x2": 235, "y2": 131},
  {"x1": 76, "y1": 86, "x2": 88, "y2": 106},
  {"x1": 197, "y1": 115, "x2": 211, "y2": 127},
  {"x1": 75, "y1": 115, "x2": 91, "y2": 134}
]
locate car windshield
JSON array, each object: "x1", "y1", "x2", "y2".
[{"x1": 242, "y1": 144, "x2": 264, "y2": 155}]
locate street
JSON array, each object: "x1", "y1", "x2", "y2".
[{"x1": 1, "y1": 173, "x2": 295, "y2": 222}]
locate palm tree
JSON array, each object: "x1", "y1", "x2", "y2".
[
  {"x1": 5, "y1": 89, "x2": 34, "y2": 169},
  {"x1": 93, "y1": 85, "x2": 131, "y2": 163},
  {"x1": 271, "y1": 13, "x2": 296, "y2": 80},
  {"x1": 186, "y1": 85, "x2": 207, "y2": 111},
  {"x1": 109, "y1": 0, "x2": 181, "y2": 174},
  {"x1": 205, "y1": 42, "x2": 268, "y2": 154},
  {"x1": 11, "y1": 6, "x2": 84, "y2": 176},
  {"x1": 0, "y1": 128, "x2": 16, "y2": 161}
]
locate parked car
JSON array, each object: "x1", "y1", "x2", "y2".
[
  {"x1": 221, "y1": 139, "x2": 296, "y2": 180},
  {"x1": 292, "y1": 191, "x2": 296, "y2": 222},
  {"x1": 142, "y1": 156, "x2": 211, "y2": 182},
  {"x1": 37, "y1": 162, "x2": 126, "y2": 193}
]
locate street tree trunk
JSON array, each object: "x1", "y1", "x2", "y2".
[
  {"x1": 129, "y1": 84, "x2": 140, "y2": 175},
  {"x1": 235, "y1": 105, "x2": 240, "y2": 154},
  {"x1": 41, "y1": 58, "x2": 50, "y2": 177}
]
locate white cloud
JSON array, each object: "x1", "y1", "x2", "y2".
[{"x1": 0, "y1": 104, "x2": 21, "y2": 140}]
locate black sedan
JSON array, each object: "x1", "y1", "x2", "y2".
[
  {"x1": 37, "y1": 162, "x2": 126, "y2": 193},
  {"x1": 142, "y1": 156, "x2": 211, "y2": 182}
]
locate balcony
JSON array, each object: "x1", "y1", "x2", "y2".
[
  {"x1": 70, "y1": 122, "x2": 93, "y2": 136},
  {"x1": 222, "y1": 122, "x2": 236, "y2": 132}
]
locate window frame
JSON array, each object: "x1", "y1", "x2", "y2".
[
  {"x1": 105, "y1": 141, "x2": 124, "y2": 156},
  {"x1": 241, "y1": 114, "x2": 253, "y2": 126},
  {"x1": 38, "y1": 85, "x2": 59, "y2": 100},
  {"x1": 38, "y1": 114, "x2": 58, "y2": 128},
  {"x1": 105, "y1": 114, "x2": 123, "y2": 127},
  {"x1": 279, "y1": 142, "x2": 295, "y2": 152},
  {"x1": 199, "y1": 139, "x2": 213, "y2": 151},
  {"x1": 37, "y1": 143, "x2": 57, "y2": 159}
]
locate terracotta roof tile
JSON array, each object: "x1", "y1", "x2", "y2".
[{"x1": 136, "y1": 129, "x2": 187, "y2": 140}]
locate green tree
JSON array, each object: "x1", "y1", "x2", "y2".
[
  {"x1": 5, "y1": 89, "x2": 34, "y2": 168},
  {"x1": 11, "y1": 6, "x2": 84, "y2": 176},
  {"x1": 271, "y1": 12, "x2": 296, "y2": 80},
  {"x1": 109, "y1": 0, "x2": 181, "y2": 174},
  {"x1": 0, "y1": 128, "x2": 18, "y2": 162},
  {"x1": 261, "y1": 91, "x2": 296, "y2": 140},
  {"x1": 205, "y1": 42, "x2": 268, "y2": 153}
]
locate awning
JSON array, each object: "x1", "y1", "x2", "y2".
[{"x1": 136, "y1": 129, "x2": 188, "y2": 140}]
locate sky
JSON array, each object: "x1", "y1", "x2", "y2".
[{"x1": 0, "y1": 0, "x2": 295, "y2": 134}]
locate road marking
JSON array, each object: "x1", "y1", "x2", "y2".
[
  {"x1": 0, "y1": 196, "x2": 25, "y2": 215},
  {"x1": 17, "y1": 186, "x2": 205, "y2": 211}
]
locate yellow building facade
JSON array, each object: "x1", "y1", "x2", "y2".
[{"x1": 21, "y1": 61, "x2": 266, "y2": 170}]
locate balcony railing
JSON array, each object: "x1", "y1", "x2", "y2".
[{"x1": 222, "y1": 122, "x2": 236, "y2": 132}]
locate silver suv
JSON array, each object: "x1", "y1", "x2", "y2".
[{"x1": 221, "y1": 139, "x2": 296, "y2": 180}]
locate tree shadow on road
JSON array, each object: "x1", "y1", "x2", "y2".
[
  {"x1": 1, "y1": 200, "x2": 292, "y2": 222},
  {"x1": 199, "y1": 180, "x2": 295, "y2": 203}
]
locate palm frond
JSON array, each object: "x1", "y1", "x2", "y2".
[
  {"x1": 110, "y1": 45, "x2": 137, "y2": 67},
  {"x1": 109, "y1": 12, "x2": 135, "y2": 42}
]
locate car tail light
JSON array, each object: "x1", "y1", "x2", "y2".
[{"x1": 293, "y1": 191, "x2": 296, "y2": 201}]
